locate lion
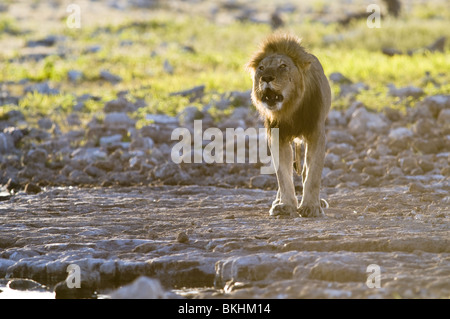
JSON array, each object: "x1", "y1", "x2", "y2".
[{"x1": 246, "y1": 33, "x2": 331, "y2": 218}]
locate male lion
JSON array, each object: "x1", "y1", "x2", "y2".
[{"x1": 246, "y1": 33, "x2": 331, "y2": 218}]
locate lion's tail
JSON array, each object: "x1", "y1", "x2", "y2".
[{"x1": 293, "y1": 139, "x2": 302, "y2": 176}]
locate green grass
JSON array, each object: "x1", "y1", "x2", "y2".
[{"x1": 0, "y1": 2, "x2": 449, "y2": 124}]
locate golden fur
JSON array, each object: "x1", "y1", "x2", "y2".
[{"x1": 246, "y1": 33, "x2": 331, "y2": 218}]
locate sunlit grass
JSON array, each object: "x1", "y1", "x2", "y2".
[{"x1": 0, "y1": 2, "x2": 449, "y2": 120}]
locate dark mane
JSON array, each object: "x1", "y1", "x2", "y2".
[{"x1": 265, "y1": 69, "x2": 323, "y2": 142}]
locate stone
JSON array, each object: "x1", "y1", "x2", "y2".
[
  {"x1": 0, "y1": 133, "x2": 15, "y2": 154},
  {"x1": 54, "y1": 280, "x2": 97, "y2": 299},
  {"x1": 388, "y1": 127, "x2": 413, "y2": 140},
  {"x1": 104, "y1": 98, "x2": 136, "y2": 113},
  {"x1": 71, "y1": 148, "x2": 107, "y2": 162},
  {"x1": 170, "y1": 85, "x2": 205, "y2": 101},
  {"x1": 176, "y1": 232, "x2": 189, "y2": 244},
  {"x1": 146, "y1": 114, "x2": 179, "y2": 125},
  {"x1": 329, "y1": 72, "x2": 352, "y2": 84},
  {"x1": 110, "y1": 276, "x2": 166, "y2": 299},
  {"x1": 24, "y1": 183, "x2": 42, "y2": 194},
  {"x1": 37, "y1": 118, "x2": 53, "y2": 130},
  {"x1": 163, "y1": 59, "x2": 174, "y2": 74},
  {"x1": 25, "y1": 148, "x2": 48, "y2": 164},
  {"x1": 437, "y1": 109, "x2": 450, "y2": 129},
  {"x1": 412, "y1": 138, "x2": 441, "y2": 154},
  {"x1": 412, "y1": 119, "x2": 435, "y2": 137},
  {"x1": 99, "y1": 134, "x2": 123, "y2": 148},
  {"x1": 8, "y1": 278, "x2": 47, "y2": 291},
  {"x1": 67, "y1": 70, "x2": 83, "y2": 82},
  {"x1": 103, "y1": 112, "x2": 135, "y2": 129},
  {"x1": 249, "y1": 175, "x2": 276, "y2": 189},
  {"x1": 326, "y1": 110, "x2": 347, "y2": 126},
  {"x1": 100, "y1": 70, "x2": 122, "y2": 83},
  {"x1": 24, "y1": 82, "x2": 59, "y2": 95},
  {"x1": 388, "y1": 84, "x2": 425, "y2": 99},
  {"x1": 66, "y1": 113, "x2": 81, "y2": 126},
  {"x1": 26, "y1": 35, "x2": 57, "y2": 47},
  {"x1": 177, "y1": 107, "x2": 203, "y2": 126},
  {"x1": 348, "y1": 107, "x2": 388, "y2": 135}
]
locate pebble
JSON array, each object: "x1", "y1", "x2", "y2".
[
  {"x1": 24, "y1": 183, "x2": 41, "y2": 194},
  {"x1": 176, "y1": 232, "x2": 189, "y2": 244}
]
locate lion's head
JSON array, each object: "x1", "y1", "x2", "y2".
[{"x1": 246, "y1": 33, "x2": 314, "y2": 121}]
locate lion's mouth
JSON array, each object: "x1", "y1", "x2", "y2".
[{"x1": 261, "y1": 88, "x2": 284, "y2": 108}]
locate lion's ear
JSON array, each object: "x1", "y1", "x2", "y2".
[{"x1": 297, "y1": 54, "x2": 314, "y2": 71}]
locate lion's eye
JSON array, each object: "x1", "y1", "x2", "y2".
[
  {"x1": 279, "y1": 64, "x2": 287, "y2": 69},
  {"x1": 258, "y1": 65, "x2": 265, "y2": 71}
]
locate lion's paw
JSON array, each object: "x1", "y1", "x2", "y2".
[
  {"x1": 269, "y1": 204, "x2": 297, "y2": 218},
  {"x1": 297, "y1": 204, "x2": 325, "y2": 218}
]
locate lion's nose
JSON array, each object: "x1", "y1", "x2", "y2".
[{"x1": 261, "y1": 75, "x2": 275, "y2": 83}]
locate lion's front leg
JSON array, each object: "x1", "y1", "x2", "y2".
[
  {"x1": 269, "y1": 142, "x2": 298, "y2": 217},
  {"x1": 298, "y1": 129, "x2": 326, "y2": 217}
]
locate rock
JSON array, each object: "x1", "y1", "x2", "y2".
[
  {"x1": 69, "y1": 170, "x2": 94, "y2": 185},
  {"x1": 4, "y1": 110, "x2": 25, "y2": 122},
  {"x1": 26, "y1": 35, "x2": 57, "y2": 47},
  {"x1": 24, "y1": 183, "x2": 41, "y2": 194},
  {"x1": 348, "y1": 107, "x2": 388, "y2": 135},
  {"x1": 146, "y1": 114, "x2": 179, "y2": 125},
  {"x1": 110, "y1": 276, "x2": 166, "y2": 299},
  {"x1": 388, "y1": 84, "x2": 425, "y2": 99},
  {"x1": 329, "y1": 72, "x2": 352, "y2": 84},
  {"x1": 99, "y1": 134, "x2": 123, "y2": 148},
  {"x1": 104, "y1": 98, "x2": 136, "y2": 113},
  {"x1": 177, "y1": 107, "x2": 203, "y2": 126},
  {"x1": 412, "y1": 138, "x2": 441, "y2": 154},
  {"x1": 326, "y1": 110, "x2": 347, "y2": 126},
  {"x1": 327, "y1": 143, "x2": 353, "y2": 156},
  {"x1": 170, "y1": 85, "x2": 205, "y2": 102},
  {"x1": 54, "y1": 280, "x2": 97, "y2": 299},
  {"x1": 163, "y1": 59, "x2": 174, "y2": 74},
  {"x1": 67, "y1": 70, "x2": 83, "y2": 82},
  {"x1": 412, "y1": 119, "x2": 435, "y2": 137},
  {"x1": 8, "y1": 278, "x2": 47, "y2": 291},
  {"x1": 382, "y1": 47, "x2": 403, "y2": 56},
  {"x1": 399, "y1": 158, "x2": 419, "y2": 174},
  {"x1": 84, "y1": 165, "x2": 106, "y2": 178},
  {"x1": 25, "y1": 148, "x2": 48, "y2": 164},
  {"x1": 228, "y1": 90, "x2": 252, "y2": 107},
  {"x1": 103, "y1": 112, "x2": 135, "y2": 129},
  {"x1": 418, "y1": 158, "x2": 434, "y2": 172},
  {"x1": 176, "y1": 232, "x2": 189, "y2": 244},
  {"x1": 153, "y1": 162, "x2": 190, "y2": 184},
  {"x1": 383, "y1": 107, "x2": 402, "y2": 122},
  {"x1": 66, "y1": 113, "x2": 81, "y2": 126},
  {"x1": 100, "y1": 70, "x2": 122, "y2": 83},
  {"x1": 339, "y1": 82, "x2": 369, "y2": 97},
  {"x1": 24, "y1": 82, "x2": 59, "y2": 95},
  {"x1": 71, "y1": 148, "x2": 107, "y2": 162},
  {"x1": 308, "y1": 260, "x2": 366, "y2": 283},
  {"x1": 437, "y1": 109, "x2": 450, "y2": 129},
  {"x1": 388, "y1": 127, "x2": 413, "y2": 140},
  {"x1": 141, "y1": 125, "x2": 173, "y2": 144},
  {"x1": 249, "y1": 175, "x2": 276, "y2": 189},
  {"x1": 38, "y1": 118, "x2": 53, "y2": 130},
  {"x1": 0, "y1": 133, "x2": 15, "y2": 154},
  {"x1": 410, "y1": 95, "x2": 450, "y2": 122}
]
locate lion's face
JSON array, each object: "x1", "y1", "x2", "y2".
[{"x1": 252, "y1": 54, "x2": 301, "y2": 112}]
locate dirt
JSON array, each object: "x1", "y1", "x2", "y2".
[{"x1": 1, "y1": 184, "x2": 449, "y2": 298}]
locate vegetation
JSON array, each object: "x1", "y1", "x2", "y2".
[{"x1": 0, "y1": 1, "x2": 449, "y2": 123}]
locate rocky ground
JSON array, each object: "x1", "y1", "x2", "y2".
[
  {"x1": 0, "y1": 0, "x2": 449, "y2": 299},
  {"x1": 1, "y1": 89, "x2": 449, "y2": 298}
]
